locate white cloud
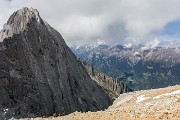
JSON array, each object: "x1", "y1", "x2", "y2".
[{"x1": 0, "y1": 0, "x2": 180, "y2": 46}]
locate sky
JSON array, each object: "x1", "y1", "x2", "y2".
[{"x1": 0, "y1": 0, "x2": 180, "y2": 46}]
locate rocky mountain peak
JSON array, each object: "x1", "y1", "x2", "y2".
[
  {"x1": 0, "y1": 7, "x2": 42, "y2": 42},
  {"x1": 7, "y1": 7, "x2": 40, "y2": 24},
  {"x1": 0, "y1": 7, "x2": 112, "y2": 119}
]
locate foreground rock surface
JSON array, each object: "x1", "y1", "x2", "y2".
[
  {"x1": 0, "y1": 7, "x2": 112, "y2": 119},
  {"x1": 17, "y1": 85, "x2": 180, "y2": 120}
]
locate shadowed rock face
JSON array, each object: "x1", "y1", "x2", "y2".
[{"x1": 0, "y1": 7, "x2": 112, "y2": 119}]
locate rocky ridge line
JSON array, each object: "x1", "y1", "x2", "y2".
[{"x1": 80, "y1": 59, "x2": 131, "y2": 99}]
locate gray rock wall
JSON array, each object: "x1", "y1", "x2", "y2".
[{"x1": 0, "y1": 7, "x2": 112, "y2": 119}]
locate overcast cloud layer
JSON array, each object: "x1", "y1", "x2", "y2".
[{"x1": 0, "y1": 0, "x2": 180, "y2": 46}]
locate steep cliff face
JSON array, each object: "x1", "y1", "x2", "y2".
[
  {"x1": 80, "y1": 60, "x2": 131, "y2": 99},
  {"x1": 0, "y1": 7, "x2": 112, "y2": 119}
]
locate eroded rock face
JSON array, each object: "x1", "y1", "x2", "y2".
[
  {"x1": 80, "y1": 60, "x2": 131, "y2": 100},
  {"x1": 0, "y1": 7, "x2": 112, "y2": 119}
]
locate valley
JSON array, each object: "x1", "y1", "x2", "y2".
[{"x1": 71, "y1": 42, "x2": 180, "y2": 90}]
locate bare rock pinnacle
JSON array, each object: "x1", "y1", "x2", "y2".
[{"x1": 0, "y1": 7, "x2": 112, "y2": 119}]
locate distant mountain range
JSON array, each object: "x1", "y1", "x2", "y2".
[{"x1": 71, "y1": 40, "x2": 180, "y2": 90}]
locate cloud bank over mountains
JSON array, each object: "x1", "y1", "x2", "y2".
[{"x1": 1, "y1": 0, "x2": 180, "y2": 45}]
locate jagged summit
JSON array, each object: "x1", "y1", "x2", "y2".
[
  {"x1": 0, "y1": 7, "x2": 42, "y2": 42},
  {"x1": 7, "y1": 7, "x2": 41, "y2": 24},
  {"x1": 0, "y1": 7, "x2": 112, "y2": 119}
]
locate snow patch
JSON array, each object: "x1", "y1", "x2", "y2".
[
  {"x1": 90, "y1": 39, "x2": 107, "y2": 47},
  {"x1": 147, "y1": 66, "x2": 153, "y2": 69},
  {"x1": 75, "y1": 45, "x2": 80, "y2": 49},
  {"x1": 134, "y1": 52, "x2": 139, "y2": 56},
  {"x1": 141, "y1": 38, "x2": 160, "y2": 50},
  {"x1": 124, "y1": 43, "x2": 133, "y2": 48},
  {"x1": 97, "y1": 39, "x2": 106, "y2": 46},
  {"x1": 153, "y1": 90, "x2": 180, "y2": 99},
  {"x1": 136, "y1": 95, "x2": 150, "y2": 103}
]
